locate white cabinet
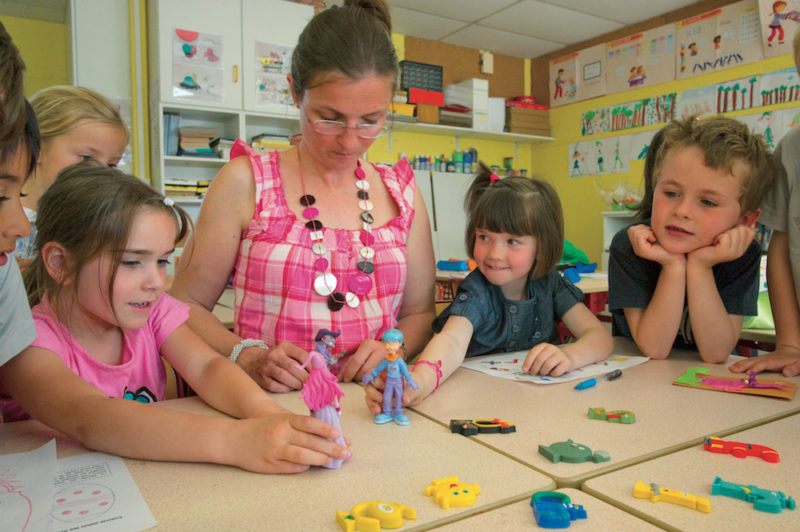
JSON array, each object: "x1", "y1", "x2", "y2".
[
  {"x1": 601, "y1": 210, "x2": 637, "y2": 271},
  {"x1": 428, "y1": 171, "x2": 474, "y2": 262}
]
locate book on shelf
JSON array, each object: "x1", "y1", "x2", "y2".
[
  {"x1": 251, "y1": 132, "x2": 291, "y2": 152},
  {"x1": 178, "y1": 126, "x2": 220, "y2": 154},
  {"x1": 164, "y1": 178, "x2": 212, "y2": 198},
  {"x1": 163, "y1": 112, "x2": 180, "y2": 156}
]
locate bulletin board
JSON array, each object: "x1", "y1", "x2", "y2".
[
  {"x1": 675, "y1": 0, "x2": 763, "y2": 80},
  {"x1": 606, "y1": 24, "x2": 676, "y2": 94}
]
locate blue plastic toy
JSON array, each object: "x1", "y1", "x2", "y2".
[
  {"x1": 574, "y1": 378, "x2": 596, "y2": 390},
  {"x1": 437, "y1": 259, "x2": 469, "y2": 271},
  {"x1": 530, "y1": 491, "x2": 587, "y2": 528},
  {"x1": 711, "y1": 476, "x2": 796, "y2": 513}
]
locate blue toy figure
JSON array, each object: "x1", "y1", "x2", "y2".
[{"x1": 361, "y1": 329, "x2": 418, "y2": 425}]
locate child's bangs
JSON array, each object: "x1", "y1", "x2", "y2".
[{"x1": 474, "y1": 190, "x2": 535, "y2": 237}]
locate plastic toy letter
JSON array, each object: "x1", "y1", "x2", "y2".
[
  {"x1": 633, "y1": 480, "x2": 711, "y2": 513},
  {"x1": 424, "y1": 476, "x2": 480, "y2": 509},
  {"x1": 335, "y1": 500, "x2": 416, "y2": 532},
  {"x1": 711, "y1": 476, "x2": 796, "y2": 513},
  {"x1": 531, "y1": 491, "x2": 587, "y2": 528}
]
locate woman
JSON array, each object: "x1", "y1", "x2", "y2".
[{"x1": 171, "y1": 0, "x2": 435, "y2": 392}]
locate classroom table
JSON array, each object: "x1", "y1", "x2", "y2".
[
  {"x1": 434, "y1": 488, "x2": 662, "y2": 531},
  {"x1": 583, "y1": 414, "x2": 799, "y2": 531},
  {"x1": 409, "y1": 337, "x2": 800, "y2": 488},
  {"x1": 0, "y1": 383, "x2": 554, "y2": 531}
]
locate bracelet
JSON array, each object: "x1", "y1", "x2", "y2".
[
  {"x1": 230, "y1": 338, "x2": 268, "y2": 363},
  {"x1": 412, "y1": 359, "x2": 443, "y2": 392}
]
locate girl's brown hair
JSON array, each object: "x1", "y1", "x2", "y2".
[
  {"x1": 291, "y1": 0, "x2": 397, "y2": 98},
  {"x1": 24, "y1": 163, "x2": 191, "y2": 319},
  {"x1": 465, "y1": 162, "x2": 564, "y2": 279}
]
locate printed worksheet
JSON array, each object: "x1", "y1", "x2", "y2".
[
  {"x1": 0, "y1": 440, "x2": 57, "y2": 532},
  {"x1": 462, "y1": 352, "x2": 649, "y2": 384}
]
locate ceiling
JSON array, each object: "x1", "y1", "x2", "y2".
[{"x1": 384, "y1": 0, "x2": 703, "y2": 59}]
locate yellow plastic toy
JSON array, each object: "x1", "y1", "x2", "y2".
[
  {"x1": 633, "y1": 480, "x2": 711, "y2": 513},
  {"x1": 335, "y1": 500, "x2": 416, "y2": 532},
  {"x1": 424, "y1": 476, "x2": 481, "y2": 509}
]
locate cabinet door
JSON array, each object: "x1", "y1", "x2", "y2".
[
  {"x1": 430, "y1": 171, "x2": 473, "y2": 262},
  {"x1": 242, "y1": 0, "x2": 312, "y2": 114},
  {"x1": 151, "y1": 0, "x2": 242, "y2": 109}
]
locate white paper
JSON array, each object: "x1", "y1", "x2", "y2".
[
  {"x1": 47, "y1": 452, "x2": 156, "y2": 532},
  {"x1": 462, "y1": 352, "x2": 649, "y2": 384},
  {"x1": 0, "y1": 439, "x2": 57, "y2": 532}
]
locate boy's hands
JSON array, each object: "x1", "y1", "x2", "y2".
[
  {"x1": 729, "y1": 347, "x2": 800, "y2": 377},
  {"x1": 226, "y1": 412, "x2": 349, "y2": 474},
  {"x1": 688, "y1": 224, "x2": 755, "y2": 269},
  {"x1": 522, "y1": 343, "x2": 574, "y2": 376},
  {"x1": 628, "y1": 224, "x2": 685, "y2": 266}
]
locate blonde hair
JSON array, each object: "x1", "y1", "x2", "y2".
[{"x1": 31, "y1": 85, "x2": 128, "y2": 144}]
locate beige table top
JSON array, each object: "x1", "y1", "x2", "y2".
[
  {"x1": 410, "y1": 337, "x2": 800, "y2": 488},
  {"x1": 0, "y1": 383, "x2": 554, "y2": 531},
  {"x1": 434, "y1": 488, "x2": 662, "y2": 531},
  {"x1": 583, "y1": 414, "x2": 799, "y2": 531}
]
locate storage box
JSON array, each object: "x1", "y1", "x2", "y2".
[
  {"x1": 487, "y1": 97, "x2": 505, "y2": 133},
  {"x1": 408, "y1": 88, "x2": 444, "y2": 107},
  {"x1": 445, "y1": 78, "x2": 489, "y2": 131},
  {"x1": 416, "y1": 103, "x2": 440, "y2": 124},
  {"x1": 391, "y1": 102, "x2": 416, "y2": 117},
  {"x1": 506, "y1": 107, "x2": 550, "y2": 135},
  {"x1": 398, "y1": 60, "x2": 443, "y2": 92}
]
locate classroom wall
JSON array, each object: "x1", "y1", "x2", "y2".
[
  {"x1": 528, "y1": 53, "x2": 796, "y2": 264},
  {"x1": 0, "y1": 15, "x2": 68, "y2": 96}
]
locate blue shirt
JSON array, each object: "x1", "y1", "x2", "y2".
[{"x1": 433, "y1": 269, "x2": 584, "y2": 358}]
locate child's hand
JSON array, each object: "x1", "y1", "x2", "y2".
[
  {"x1": 363, "y1": 376, "x2": 385, "y2": 415},
  {"x1": 728, "y1": 348, "x2": 800, "y2": 377},
  {"x1": 522, "y1": 343, "x2": 574, "y2": 376},
  {"x1": 227, "y1": 412, "x2": 349, "y2": 474},
  {"x1": 627, "y1": 224, "x2": 685, "y2": 266},
  {"x1": 688, "y1": 224, "x2": 755, "y2": 268}
]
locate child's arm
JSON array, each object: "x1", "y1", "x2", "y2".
[
  {"x1": 686, "y1": 225, "x2": 755, "y2": 363},
  {"x1": 730, "y1": 230, "x2": 800, "y2": 376},
  {"x1": 522, "y1": 303, "x2": 612, "y2": 376},
  {"x1": 624, "y1": 224, "x2": 687, "y2": 359},
  {"x1": 363, "y1": 315, "x2": 473, "y2": 412},
  {"x1": 0, "y1": 347, "x2": 348, "y2": 473}
]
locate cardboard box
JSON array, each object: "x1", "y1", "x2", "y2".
[
  {"x1": 391, "y1": 102, "x2": 416, "y2": 117},
  {"x1": 506, "y1": 107, "x2": 550, "y2": 132},
  {"x1": 445, "y1": 78, "x2": 489, "y2": 131},
  {"x1": 507, "y1": 125, "x2": 551, "y2": 136},
  {"x1": 408, "y1": 88, "x2": 444, "y2": 106},
  {"x1": 487, "y1": 97, "x2": 505, "y2": 133},
  {"x1": 416, "y1": 103, "x2": 439, "y2": 124}
]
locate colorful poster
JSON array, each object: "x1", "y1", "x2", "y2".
[
  {"x1": 630, "y1": 129, "x2": 659, "y2": 162},
  {"x1": 568, "y1": 141, "x2": 592, "y2": 177},
  {"x1": 759, "y1": 0, "x2": 800, "y2": 58},
  {"x1": 606, "y1": 24, "x2": 676, "y2": 94},
  {"x1": 677, "y1": 85, "x2": 718, "y2": 117},
  {"x1": 550, "y1": 52, "x2": 579, "y2": 107},
  {"x1": 569, "y1": 137, "x2": 630, "y2": 177},
  {"x1": 738, "y1": 109, "x2": 785, "y2": 149},
  {"x1": 643, "y1": 93, "x2": 677, "y2": 126},
  {"x1": 759, "y1": 67, "x2": 800, "y2": 105},
  {"x1": 581, "y1": 107, "x2": 610, "y2": 136},
  {"x1": 578, "y1": 44, "x2": 607, "y2": 102},
  {"x1": 715, "y1": 76, "x2": 761, "y2": 112},
  {"x1": 172, "y1": 28, "x2": 224, "y2": 103},
  {"x1": 254, "y1": 41, "x2": 294, "y2": 109},
  {"x1": 675, "y1": 0, "x2": 763, "y2": 80}
]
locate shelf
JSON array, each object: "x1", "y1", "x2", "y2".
[
  {"x1": 165, "y1": 155, "x2": 228, "y2": 166},
  {"x1": 167, "y1": 196, "x2": 204, "y2": 205},
  {"x1": 389, "y1": 121, "x2": 553, "y2": 143}
]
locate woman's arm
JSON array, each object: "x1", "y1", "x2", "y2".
[{"x1": 0, "y1": 347, "x2": 347, "y2": 473}]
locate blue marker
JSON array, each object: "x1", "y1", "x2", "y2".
[{"x1": 574, "y1": 378, "x2": 596, "y2": 390}]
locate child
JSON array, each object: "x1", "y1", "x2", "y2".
[
  {"x1": 730, "y1": 30, "x2": 800, "y2": 378},
  {"x1": 0, "y1": 164, "x2": 348, "y2": 473},
  {"x1": 0, "y1": 21, "x2": 27, "y2": 143},
  {"x1": 15, "y1": 85, "x2": 129, "y2": 260},
  {"x1": 0, "y1": 101, "x2": 39, "y2": 383},
  {"x1": 364, "y1": 164, "x2": 612, "y2": 409},
  {"x1": 609, "y1": 116, "x2": 778, "y2": 362}
]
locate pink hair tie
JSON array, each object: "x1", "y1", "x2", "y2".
[
  {"x1": 489, "y1": 173, "x2": 500, "y2": 183},
  {"x1": 412, "y1": 359, "x2": 443, "y2": 392}
]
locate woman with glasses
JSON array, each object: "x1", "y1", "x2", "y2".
[{"x1": 171, "y1": 0, "x2": 436, "y2": 393}]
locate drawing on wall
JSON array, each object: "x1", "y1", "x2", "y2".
[
  {"x1": 172, "y1": 28, "x2": 224, "y2": 103},
  {"x1": 760, "y1": 67, "x2": 800, "y2": 105},
  {"x1": 630, "y1": 130, "x2": 659, "y2": 161},
  {"x1": 677, "y1": 85, "x2": 718, "y2": 117},
  {"x1": 581, "y1": 108, "x2": 610, "y2": 136},
  {"x1": 606, "y1": 24, "x2": 676, "y2": 94},
  {"x1": 579, "y1": 44, "x2": 607, "y2": 101},
  {"x1": 570, "y1": 137, "x2": 631, "y2": 177},
  {"x1": 255, "y1": 41, "x2": 294, "y2": 108},
  {"x1": 550, "y1": 52, "x2": 578, "y2": 107},
  {"x1": 737, "y1": 110, "x2": 785, "y2": 148},
  {"x1": 569, "y1": 142, "x2": 590, "y2": 177},
  {"x1": 759, "y1": 0, "x2": 800, "y2": 57},
  {"x1": 676, "y1": 0, "x2": 763, "y2": 80},
  {"x1": 717, "y1": 76, "x2": 761, "y2": 112}
]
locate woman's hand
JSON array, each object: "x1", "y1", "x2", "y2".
[
  {"x1": 236, "y1": 342, "x2": 310, "y2": 393},
  {"x1": 225, "y1": 412, "x2": 349, "y2": 474},
  {"x1": 336, "y1": 338, "x2": 388, "y2": 383}
]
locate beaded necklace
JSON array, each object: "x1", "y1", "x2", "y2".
[{"x1": 297, "y1": 147, "x2": 375, "y2": 311}]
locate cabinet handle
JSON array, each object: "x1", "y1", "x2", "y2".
[{"x1": 233, "y1": 65, "x2": 238, "y2": 83}]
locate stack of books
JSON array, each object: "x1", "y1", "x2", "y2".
[
  {"x1": 178, "y1": 126, "x2": 220, "y2": 157},
  {"x1": 164, "y1": 179, "x2": 199, "y2": 197},
  {"x1": 210, "y1": 137, "x2": 235, "y2": 160},
  {"x1": 251, "y1": 133, "x2": 291, "y2": 152}
]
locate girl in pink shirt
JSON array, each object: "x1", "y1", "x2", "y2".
[{"x1": 0, "y1": 164, "x2": 347, "y2": 473}]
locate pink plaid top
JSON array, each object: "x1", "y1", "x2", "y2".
[{"x1": 230, "y1": 140, "x2": 416, "y2": 363}]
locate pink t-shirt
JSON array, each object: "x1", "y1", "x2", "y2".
[
  {"x1": 231, "y1": 141, "x2": 416, "y2": 361},
  {"x1": 0, "y1": 293, "x2": 188, "y2": 422}
]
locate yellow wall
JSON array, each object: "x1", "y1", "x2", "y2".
[
  {"x1": 0, "y1": 15, "x2": 68, "y2": 96},
  {"x1": 529, "y1": 54, "x2": 797, "y2": 264}
]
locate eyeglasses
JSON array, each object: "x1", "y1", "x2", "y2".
[{"x1": 301, "y1": 106, "x2": 389, "y2": 139}]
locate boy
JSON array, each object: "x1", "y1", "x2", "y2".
[
  {"x1": 730, "y1": 30, "x2": 800, "y2": 377},
  {"x1": 609, "y1": 116, "x2": 778, "y2": 362}
]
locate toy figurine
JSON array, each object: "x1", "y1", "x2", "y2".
[
  {"x1": 361, "y1": 329, "x2": 418, "y2": 426},
  {"x1": 314, "y1": 328, "x2": 342, "y2": 368},
  {"x1": 295, "y1": 350, "x2": 347, "y2": 469}
]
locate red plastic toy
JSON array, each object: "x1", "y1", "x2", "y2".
[{"x1": 703, "y1": 436, "x2": 780, "y2": 463}]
